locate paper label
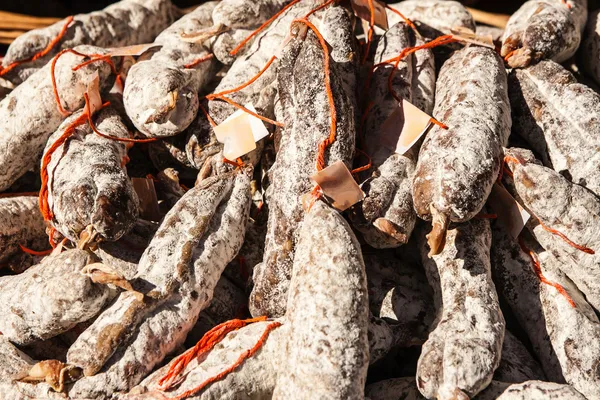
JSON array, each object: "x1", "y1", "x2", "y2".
[
  {"x1": 379, "y1": 99, "x2": 432, "y2": 155},
  {"x1": 351, "y1": 0, "x2": 389, "y2": 30},
  {"x1": 106, "y1": 43, "x2": 159, "y2": 57},
  {"x1": 214, "y1": 103, "x2": 269, "y2": 160},
  {"x1": 50, "y1": 240, "x2": 64, "y2": 256},
  {"x1": 450, "y1": 26, "x2": 495, "y2": 49},
  {"x1": 180, "y1": 24, "x2": 229, "y2": 44},
  {"x1": 488, "y1": 183, "x2": 531, "y2": 239},
  {"x1": 311, "y1": 160, "x2": 365, "y2": 211},
  {"x1": 110, "y1": 55, "x2": 135, "y2": 94},
  {"x1": 85, "y1": 71, "x2": 102, "y2": 115},
  {"x1": 132, "y1": 178, "x2": 162, "y2": 222}
]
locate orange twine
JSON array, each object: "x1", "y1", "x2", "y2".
[
  {"x1": 184, "y1": 53, "x2": 215, "y2": 69},
  {"x1": 361, "y1": 0, "x2": 376, "y2": 65},
  {"x1": 18, "y1": 245, "x2": 52, "y2": 256},
  {"x1": 304, "y1": 0, "x2": 335, "y2": 19},
  {"x1": 504, "y1": 156, "x2": 594, "y2": 255},
  {"x1": 518, "y1": 238, "x2": 576, "y2": 307},
  {"x1": 352, "y1": 148, "x2": 372, "y2": 175},
  {"x1": 39, "y1": 93, "x2": 109, "y2": 222},
  {"x1": 39, "y1": 111, "x2": 89, "y2": 221},
  {"x1": 230, "y1": 0, "x2": 304, "y2": 56},
  {"x1": 384, "y1": 4, "x2": 418, "y2": 33},
  {"x1": 157, "y1": 317, "x2": 280, "y2": 399}
]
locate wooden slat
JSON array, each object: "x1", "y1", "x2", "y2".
[
  {"x1": 467, "y1": 7, "x2": 510, "y2": 29},
  {"x1": 0, "y1": 11, "x2": 62, "y2": 46},
  {"x1": 0, "y1": 11, "x2": 61, "y2": 26},
  {"x1": 0, "y1": 30, "x2": 25, "y2": 40},
  {"x1": 0, "y1": 20, "x2": 54, "y2": 30}
]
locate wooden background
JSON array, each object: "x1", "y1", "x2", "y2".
[
  {"x1": 1, "y1": 0, "x2": 600, "y2": 52},
  {"x1": 0, "y1": 0, "x2": 536, "y2": 19}
]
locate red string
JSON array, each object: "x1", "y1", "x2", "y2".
[
  {"x1": 72, "y1": 54, "x2": 118, "y2": 75},
  {"x1": 202, "y1": 55, "x2": 280, "y2": 127},
  {"x1": 304, "y1": 0, "x2": 334, "y2": 19},
  {"x1": 157, "y1": 316, "x2": 277, "y2": 393},
  {"x1": 50, "y1": 49, "x2": 88, "y2": 117},
  {"x1": 503, "y1": 48, "x2": 517, "y2": 63},
  {"x1": 91, "y1": 128, "x2": 159, "y2": 143},
  {"x1": 306, "y1": 185, "x2": 322, "y2": 212},
  {"x1": 351, "y1": 148, "x2": 372, "y2": 175},
  {"x1": 86, "y1": 107, "x2": 159, "y2": 143},
  {"x1": 39, "y1": 94, "x2": 106, "y2": 222},
  {"x1": 384, "y1": 5, "x2": 418, "y2": 33},
  {"x1": 230, "y1": 0, "x2": 304, "y2": 56},
  {"x1": 504, "y1": 155, "x2": 524, "y2": 166},
  {"x1": 184, "y1": 53, "x2": 214, "y2": 69},
  {"x1": 539, "y1": 221, "x2": 595, "y2": 255},
  {"x1": 169, "y1": 321, "x2": 281, "y2": 399},
  {"x1": 504, "y1": 156, "x2": 594, "y2": 255},
  {"x1": 39, "y1": 111, "x2": 89, "y2": 221},
  {"x1": 51, "y1": 48, "x2": 118, "y2": 117},
  {"x1": 223, "y1": 157, "x2": 245, "y2": 168},
  {"x1": 198, "y1": 102, "x2": 216, "y2": 128},
  {"x1": 518, "y1": 238, "x2": 576, "y2": 307},
  {"x1": 382, "y1": 35, "x2": 457, "y2": 104},
  {"x1": 48, "y1": 227, "x2": 58, "y2": 248},
  {"x1": 377, "y1": 35, "x2": 455, "y2": 130},
  {"x1": 289, "y1": 18, "x2": 336, "y2": 172},
  {"x1": 53, "y1": 51, "x2": 155, "y2": 144},
  {"x1": 206, "y1": 56, "x2": 276, "y2": 100},
  {"x1": 210, "y1": 94, "x2": 283, "y2": 127},
  {"x1": 560, "y1": 0, "x2": 572, "y2": 9},
  {"x1": 253, "y1": 200, "x2": 264, "y2": 219},
  {"x1": 18, "y1": 245, "x2": 52, "y2": 256},
  {"x1": 376, "y1": 35, "x2": 458, "y2": 68},
  {"x1": 361, "y1": 0, "x2": 376, "y2": 65},
  {"x1": 0, "y1": 16, "x2": 74, "y2": 77}
]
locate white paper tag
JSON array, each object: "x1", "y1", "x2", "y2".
[
  {"x1": 488, "y1": 183, "x2": 531, "y2": 239},
  {"x1": 106, "y1": 43, "x2": 159, "y2": 57},
  {"x1": 450, "y1": 26, "x2": 495, "y2": 49},
  {"x1": 85, "y1": 71, "x2": 102, "y2": 115},
  {"x1": 379, "y1": 99, "x2": 433, "y2": 155},
  {"x1": 214, "y1": 103, "x2": 269, "y2": 160},
  {"x1": 311, "y1": 160, "x2": 365, "y2": 211}
]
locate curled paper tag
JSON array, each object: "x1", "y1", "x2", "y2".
[
  {"x1": 488, "y1": 183, "x2": 531, "y2": 239},
  {"x1": 179, "y1": 24, "x2": 229, "y2": 44},
  {"x1": 311, "y1": 160, "x2": 365, "y2": 211},
  {"x1": 110, "y1": 55, "x2": 135, "y2": 94},
  {"x1": 132, "y1": 178, "x2": 162, "y2": 222},
  {"x1": 379, "y1": 99, "x2": 432, "y2": 155},
  {"x1": 350, "y1": 0, "x2": 389, "y2": 30},
  {"x1": 106, "y1": 43, "x2": 159, "y2": 57},
  {"x1": 450, "y1": 26, "x2": 495, "y2": 49},
  {"x1": 214, "y1": 103, "x2": 270, "y2": 160},
  {"x1": 85, "y1": 71, "x2": 102, "y2": 115},
  {"x1": 50, "y1": 240, "x2": 65, "y2": 256}
]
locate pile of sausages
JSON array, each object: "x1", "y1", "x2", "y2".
[{"x1": 0, "y1": 0, "x2": 599, "y2": 398}]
